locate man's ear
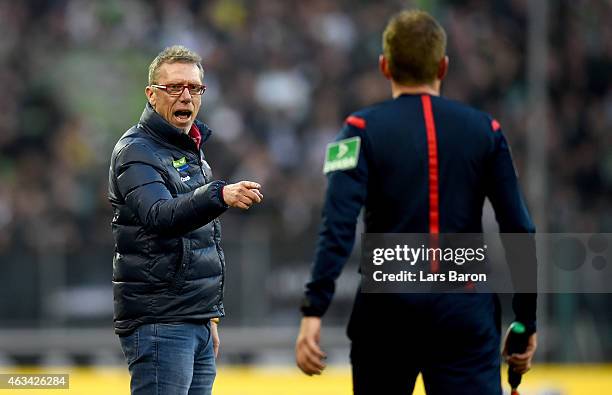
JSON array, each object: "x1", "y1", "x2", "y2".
[
  {"x1": 379, "y1": 55, "x2": 392, "y2": 80},
  {"x1": 437, "y1": 56, "x2": 449, "y2": 81},
  {"x1": 145, "y1": 86, "x2": 156, "y2": 108}
]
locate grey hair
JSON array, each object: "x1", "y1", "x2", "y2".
[{"x1": 148, "y1": 45, "x2": 204, "y2": 84}]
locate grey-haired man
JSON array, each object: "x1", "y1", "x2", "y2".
[{"x1": 109, "y1": 45, "x2": 263, "y2": 395}]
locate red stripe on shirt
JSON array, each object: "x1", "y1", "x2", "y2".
[
  {"x1": 345, "y1": 115, "x2": 366, "y2": 129},
  {"x1": 421, "y1": 95, "x2": 440, "y2": 273}
]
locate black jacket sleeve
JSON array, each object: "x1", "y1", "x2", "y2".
[
  {"x1": 301, "y1": 125, "x2": 368, "y2": 317},
  {"x1": 114, "y1": 142, "x2": 228, "y2": 236},
  {"x1": 485, "y1": 127, "x2": 537, "y2": 333}
]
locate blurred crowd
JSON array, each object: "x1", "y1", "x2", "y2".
[{"x1": 0, "y1": 0, "x2": 611, "y2": 304}]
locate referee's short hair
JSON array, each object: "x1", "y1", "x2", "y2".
[
  {"x1": 148, "y1": 45, "x2": 204, "y2": 85},
  {"x1": 383, "y1": 10, "x2": 447, "y2": 85}
]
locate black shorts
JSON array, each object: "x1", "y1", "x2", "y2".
[{"x1": 348, "y1": 292, "x2": 502, "y2": 395}]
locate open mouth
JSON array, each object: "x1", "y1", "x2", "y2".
[{"x1": 173, "y1": 110, "x2": 192, "y2": 122}]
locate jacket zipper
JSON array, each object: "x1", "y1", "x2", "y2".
[{"x1": 198, "y1": 148, "x2": 225, "y2": 309}]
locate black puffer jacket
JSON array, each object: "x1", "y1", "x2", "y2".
[{"x1": 108, "y1": 103, "x2": 228, "y2": 335}]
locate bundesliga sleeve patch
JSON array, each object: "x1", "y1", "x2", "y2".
[{"x1": 323, "y1": 136, "x2": 361, "y2": 174}]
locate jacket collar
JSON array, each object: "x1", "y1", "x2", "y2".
[{"x1": 138, "y1": 102, "x2": 212, "y2": 151}]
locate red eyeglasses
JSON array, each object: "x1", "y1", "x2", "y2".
[{"x1": 151, "y1": 83, "x2": 206, "y2": 96}]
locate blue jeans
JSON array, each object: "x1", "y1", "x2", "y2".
[{"x1": 119, "y1": 322, "x2": 216, "y2": 395}]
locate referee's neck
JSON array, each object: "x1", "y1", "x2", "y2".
[{"x1": 391, "y1": 80, "x2": 440, "y2": 98}]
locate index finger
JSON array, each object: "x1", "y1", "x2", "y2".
[
  {"x1": 239, "y1": 181, "x2": 261, "y2": 189},
  {"x1": 507, "y1": 355, "x2": 530, "y2": 365},
  {"x1": 244, "y1": 189, "x2": 262, "y2": 203},
  {"x1": 305, "y1": 338, "x2": 326, "y2": 360},
  {"x1": 301, "y1": 351, "x2": 326, "y2": 373},
  {"x1": 508, "y1": 351, "x2": 533, "y2": 361}
]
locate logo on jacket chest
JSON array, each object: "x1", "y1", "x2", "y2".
[
  {"x1": 172, "y1": 156, "x2": 189, "y2": 171},
  {"x1": 173, "y1": 156, "x2": 191, "y2": 183}
]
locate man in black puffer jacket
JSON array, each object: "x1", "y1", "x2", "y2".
[{"x1": 108, "y1": 45, "x2": 263, "y2": 395}]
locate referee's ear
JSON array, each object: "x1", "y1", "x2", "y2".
[
  {"x1": 437, "y1": 56, "x2": 449, "y2": 81},
  {"x1": 379, "y1": 54, "x2": 392, "y2": 80}
]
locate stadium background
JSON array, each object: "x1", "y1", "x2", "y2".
[{"x1": 0, "y1": 0, "x2": 610, "y2": 393}]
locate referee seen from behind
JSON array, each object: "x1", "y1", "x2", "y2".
[{"x1": 295, "y1": 10, "x2": 537, "y2": 395}]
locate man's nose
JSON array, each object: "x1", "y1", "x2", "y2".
[{"x1": 178, "y1": 86, "x2": 192, "y2": 102}]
